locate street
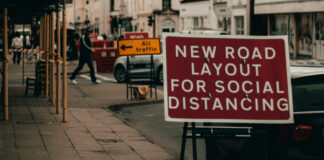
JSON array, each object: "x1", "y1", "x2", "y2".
[
  {"x1": 1, "y1": 0, "x2": 324, "y2": 159},
  {"x1": 109, "y1": 103, "x2": 206, "y2": 160}
]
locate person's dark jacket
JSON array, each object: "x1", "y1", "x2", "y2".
[{"x1": 80, "y1": 34, "x2": 92, "y2": 59}]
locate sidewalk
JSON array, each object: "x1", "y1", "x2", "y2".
[{"x1": 0, "y1": 60, "x2": 171, "y2": 160}]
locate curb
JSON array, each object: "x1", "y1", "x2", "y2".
[{"x1": 108, "y1": 99, "x2": 164, "y2": 111}]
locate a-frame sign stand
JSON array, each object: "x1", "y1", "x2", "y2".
[
  {"x1": 180, "y1": 122, "x2": 270, "y2": 160},
  {"x1": 126, "y1": 54, "x2": 157, "y2": 100},
  {"x1": 117, "y1": 38, "x2": 161, "y2": 100}
]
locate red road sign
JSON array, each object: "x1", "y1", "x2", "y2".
[
  {"x1": 125, "y1": 32, "x2": 149, "y2": 39},
  {"x1": 163, "y1": 34, "x2": 293, "y2": 124}
]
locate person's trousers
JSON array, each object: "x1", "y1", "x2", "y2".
[
  {"x1": 70, "y1": 56, "x2": 97, "y2": 82},
  {"x1": 13, "y1": 52, "x2": 21, "y2": 64}
]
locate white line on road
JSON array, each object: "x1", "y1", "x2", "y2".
[
  {"x1": 95, "y1": 74, "x2": 117, "y2": 82},
  {"x1": 80, "y1": 74, "x2": 91, "y2": 80},
  {"x1": 80, "y1": 74, "x2": 117, "y2": 82}
]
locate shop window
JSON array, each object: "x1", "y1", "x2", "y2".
[
  {"x1": 298, "y1": 13, "x2": 313, "y2": 55},
  {"x1": 315, "y1": 13, "x2": 324, "y2": 58}
]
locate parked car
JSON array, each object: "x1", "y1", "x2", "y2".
[
  {"x1": 113, "y1": 54, "x2": 163, "y2": 84},
  {"x1": 205, "y1": 65, "x2": 324, "y2": 160}
]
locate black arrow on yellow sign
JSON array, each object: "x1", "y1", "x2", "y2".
[{"x1": 121, "y1": 44, "x2": 133, "y2": 50}]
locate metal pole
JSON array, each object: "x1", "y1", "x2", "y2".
[
  {"x1": 126, "y1": 56, "x2": 129, "y2": 99},
  {"x1": 3, "y1": 7, "x2": 9, "y2": 121},
  {"x1": 50, "y1": 11, "x2": 55, "y2": 105},
  {"x1": 150, "y1": 55, "x2": 153, "y2": 98},
  {"x1": 263, "y1": 128, "x2": 269, "y2": 160},
  {"x1": 192, "y1": 123, "x2": 197, "y2": 160},
  {"x1": 180, "y1": 122, "x2": 188, "y2": 160},
  {"x1": 56, "y1": 8, "x2": 61, "y2": 114},
  {"x1": 153, "y1": 14, "x2": 156, "y2": 37},
  {"x1": 63, "y1": 0, "x2": 68, "y2": 122}
]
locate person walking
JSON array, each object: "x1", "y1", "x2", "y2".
[
  {"x1": 69, "y1": 27, "x2": 101, "y2": 84},
  {"x1": 11, "y1": 32, "x2": 23, "y2": 65}
]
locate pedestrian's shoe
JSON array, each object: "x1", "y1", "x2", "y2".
[
  {"x1": 69, "y1": 78, "x2": 78, "y2": 85},
  {"x1": 92, "y1": 79, "x2": 102, "y2": 84}
]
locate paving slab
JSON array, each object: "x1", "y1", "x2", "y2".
[{"x1": 0, "y1": 61, "x2": 173, "y2": 160}]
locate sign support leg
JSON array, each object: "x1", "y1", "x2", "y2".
[
  {"x1": 180, "y1": 122, "x2": 188, "y2": 160},
  {"x1": 192, "y1": 122, "x2": 197, "y2": 160},
  {"x1": 150, "y1": 55, "x2": 153, "y2": 99},
  {"x1": 126, "y1": 56, "x2": 132, "y2": 100},
  {"x1": 263, "y1": 128, "x2": 269, "y2": 160}
]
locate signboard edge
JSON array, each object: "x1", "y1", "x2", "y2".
[{"x1": 162, "y1": 33, "x2": 294, "y2": 124}]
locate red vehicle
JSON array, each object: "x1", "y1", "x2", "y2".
[{"x1": 75, "y1": 35, "x2": 118, "y2": 73}]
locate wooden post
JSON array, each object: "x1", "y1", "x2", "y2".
[
  {"x1": 48, "y1": 14, "x2": 51, "y2": 101},
  {"x1": 3, "y1": 7, "x2": 9, "y2": 121},
  {"x1": 45, "y1": 14, "x2": 49, "y2": 98},
  {"x1": 40, "y1": 17, "x2": 43, "y2": 52},
  {"x1": 42, "y1": 16, "x2": 46, "y2": 59},
  {"x1": 50, "y1": 12, "x2": 55, "y2": 105},
  {"x1": 63, "y1": 1, "x2": 68, "y2": 122},
  {"x1": 56, "y1": 9, "x2": 61, "y2": 114}
]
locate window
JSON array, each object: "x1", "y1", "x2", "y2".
[
  {"x1": 235, "y1": 16, "x2": 244, "y2": 35},
  {"x1": 181, "y1": 18, "x2": 184, "y2": 30},
  {"x1": 110, "y1": 0, "x2": 114, "y2": 11},
  {"x1": 94, "y1": 24, "x2": 99, "y2": 34},
  {"x1": 95, "y1": 17, "x2": 99, "y2": 23},
  {"x1": 193, "y1": 17, "x2": 204, "y2": 29},
  {"x1": 163, "y1": 0, "x2": 171, "y2": 10},
  {"x1": 193, "y1": 17, "x2": 199, "y2": 27},
  {"x1": 218, "y1": 18, "x2": 223, "y2": 28},
  {"x1": 293, "y1": 80, "x2": 324, "y2": 112}
]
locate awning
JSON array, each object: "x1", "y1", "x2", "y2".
[{"x1": 255, "y1": 0, "x2": 324, "y2": 14}]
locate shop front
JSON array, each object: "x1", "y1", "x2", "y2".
[{"x1": 255, "y1": 0, "x2": 324, "y2": 59}]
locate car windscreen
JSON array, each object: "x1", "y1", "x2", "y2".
[{"x1": 292, "y1": 75, "x2": 324, "y2": 112}]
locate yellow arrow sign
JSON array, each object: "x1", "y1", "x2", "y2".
[{"x1": 118, "y1": 38, "x2": 161, "y2": 56}]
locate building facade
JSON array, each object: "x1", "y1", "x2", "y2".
[
  {"x1": 109, "y1": 0, "x2": 180, "y2": 38},
  {"x1": 255, "y1": 0, "x2": 324, "y2": 59},
  {"x1": 211, "y1": 0, "x2": 231, "y2": 33},
  {"x1": 152, "y1": 0, "x2": 180, "y2": 37},
  {"x1": 230, "y1": 0, "x2": 248, "y2": 35},
  {"x1": 65, "y1": 0, "x2": 110, "y2": 37},
  {"x1": 180, "y1": 0, "x2": 211, "y2": 32}
]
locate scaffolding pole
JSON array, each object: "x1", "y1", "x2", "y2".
[
  {"x1": 50, "y1": 11, "x2": 55, "y2": 105},
  {"x1": 62, "y1": 0, "x2": 68, "y2": 122},
  {"x1": 3, "y1": 7, "x2": 9, "y2": 121},
  {"x1": 56, "y1": 8, "x2": 61, "y2": 114}
]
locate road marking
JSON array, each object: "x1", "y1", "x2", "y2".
[
  {"x1": 80, "y1": 74, "x2": 117, "y2": 82},
  {"x1": 95, "y1": 74, "x2": 117, "y2": 82},
  {"x1": 80, "y1": 74, "x2": 91, "y2": 80}
]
